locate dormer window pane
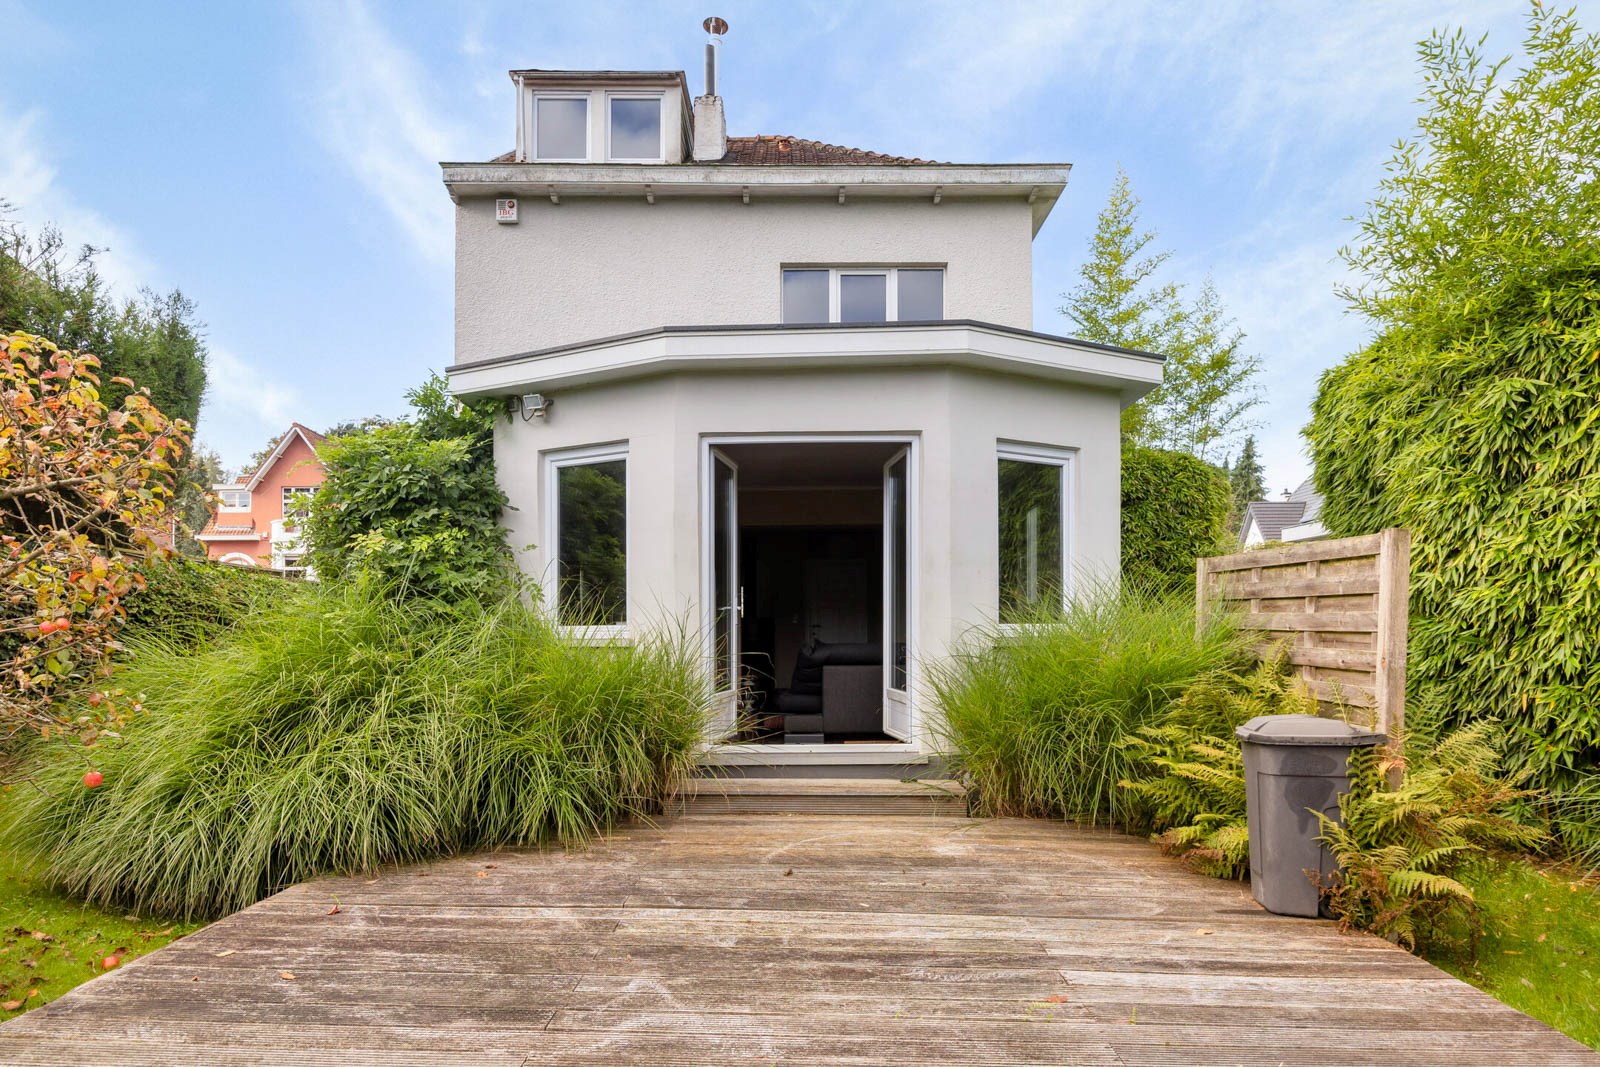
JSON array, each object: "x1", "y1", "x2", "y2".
[
  {"x1": 535, "y1": 97, "x2": 587, "y2": 160},
  {"x1": 781, "y1": 270, "x2": 829, "y2": 324},
  {"x1": 839, "y1": 274, "x2": 888, "y2": 323},
  {"x1": 609, "y1": 98, "x2": 661, "y2": 160},
  {"x1": 898, "y1": 269, "x2": 944, "y2": 321}
]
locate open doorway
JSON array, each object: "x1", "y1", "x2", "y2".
[{"x1": 704, "y1": 438, "x2": 912, "y2": 746}]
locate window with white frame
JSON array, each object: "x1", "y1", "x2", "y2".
[
  {"x1": 279, "y1": 553, "x2": 308, "y2": 580},
  {"x1": 547, "y1": 446, "x2": 628, "y2": 628},
  {"x1": 607, "y1": 94, "x2": 663, "y2": 161},
  {"x1": 217, "y1": 489, "x2": 249, "y2": 511},
  {"x1": 281, "y1": 487, "x2": 315, "y2": 519},
  {"x1": 996, "y1": 445, "x2": 1073, "y2": 622},
  {"x1": 533, "y1": 94, "x2": 589, "y2": 161},
  {"x1": 780, "y1": 268, "x2": 945, "y2": 324}
]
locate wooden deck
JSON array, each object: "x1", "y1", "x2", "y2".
[{"x1": 1, "y1": 814, "x2": 1593, "y2": 1065}]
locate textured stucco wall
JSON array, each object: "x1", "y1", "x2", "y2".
[
  {"x1": 454, "y1": 196, "x2": 1037, "y2": 364},
  {"x1": 493, "y1": 364, "x2": 1122, "y2": 745}
]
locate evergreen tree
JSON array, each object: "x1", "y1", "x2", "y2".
[
  {"x1": 0, "y1": 209, "x2": 207, "y2": 426},
  {"x1": 1227, "y1": 435, "x2": 1265, "y2": 527},
  {"x1": 1060, "y1": 170, "x2": 1260, "y2": 459}
]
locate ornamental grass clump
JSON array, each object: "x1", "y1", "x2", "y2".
[
  {"x1": 0, "y1": 580, "x2": 709, "y2": 919},
  {"x1": 931, "y1": 583, "x2": 1250, "y2": 825}
]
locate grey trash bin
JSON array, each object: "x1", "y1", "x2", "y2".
[{"x1": 1235, "y1": 714, "x2": 1387, "y2": 918}]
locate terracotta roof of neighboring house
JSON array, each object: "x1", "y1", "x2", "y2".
[
  {"x1": 487, "y1": 136, "x2": 941, "y2": 166},
  {"x1": 197, "y1": 519, "x2": 258, "y2": 539}
]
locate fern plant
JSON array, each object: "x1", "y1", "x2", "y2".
[
  {"x1": 1121, "y1": 652, "x2": 1317, "y2": 877},
  {"x1": 1317, "y1": 722, "x2": 1548, "y2": 952}
]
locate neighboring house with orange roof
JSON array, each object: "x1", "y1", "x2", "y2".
[{"x1": 196, "y1": 423, "x2": 326, "y2": 576}]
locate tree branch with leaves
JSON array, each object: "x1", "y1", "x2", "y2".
[{"x1": 2, "y1": 332, "x2": 189, "y2": 741}]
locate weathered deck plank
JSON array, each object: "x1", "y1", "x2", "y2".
[{"x1": 1, "y1": 813, "x2": 1593, "y2": 1065}]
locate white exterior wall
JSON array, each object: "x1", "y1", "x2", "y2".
[
  {"x1": 455, "y1": 196, "x2": 1036, "y2": 364},
  {"x1": 494, "y1": 364, "x2": 1123, "y2": 746}
]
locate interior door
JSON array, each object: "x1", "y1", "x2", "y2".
[
  {"x1": 882, "y1": 447, "x2": 910, "y2": 741},
  {"x1": 709, "y1": 448, "x2": 740, "y2": 740}
]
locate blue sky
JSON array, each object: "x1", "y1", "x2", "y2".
[{"x1": 2, "y1": 0, "x2": 1534, "y2": 491}]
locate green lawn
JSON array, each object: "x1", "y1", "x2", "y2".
[
  {"x1": 1, "y1": 840, "x2": 201, "y2": 1018},
  {"x1": 1426, "y1": 858, "x2": 1600, "y2": 1050}
]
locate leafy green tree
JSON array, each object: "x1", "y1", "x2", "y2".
[
  {"x1": 1227, "y1": 435, "x2": 1265, "y2": 528},
  {"x1": 1307, "y1": 6, "x2": 1600, "y2": 784},
  {"x1": 305, "y1": 374, "x2": 512, "y2": 602},
  {"x1": 0, "y1": 210, "x2": 207, "y2": 427},
  {"x1": 1060, "y1": 170, "x2": 1260, "y2": 459},
  {"x1": 173, "y1": 446, "x2": 226, "y2": 558}
]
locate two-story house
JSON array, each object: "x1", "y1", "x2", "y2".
[
  {"x1": 196, "y1": 423, "x2": 325, "y2": 576},
  {"x1": 443, "y1": 23, "x2": 1162, "y2": 766}
]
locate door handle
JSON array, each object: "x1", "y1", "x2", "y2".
[{"x1": 738, "y1": 586, "x2": 745, "y2": 619}]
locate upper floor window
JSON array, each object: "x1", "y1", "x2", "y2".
[
  {"x1": 282, "y1": 487, "x2": 315, "y2": 519},
  {"x1": 781, "y1": 268, "x2": 945, "y2": 325},
  {"x1": 608, "y1": 95, "x2": 663, "y2": 161},
  {"x1": 534, "y1": 95, "x2": 588, "y2": 161},
  {"x1": 217, "y1": 489, "x2": 249, "y2": 511}
]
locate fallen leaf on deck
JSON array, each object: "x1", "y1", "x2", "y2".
[
  {"x1": 213, "y1": 949, "x2": 236, "y2": 958},
  {"x1": 476, "y1": 871, "x2": 489, "y2": 878},
  {"x1": 783, "y1": 868, "x2": 794, "y2": 877},
  {"x1": 1042, "y1": 994, "x2": 1070, "y2": 1003},
  {"x1": 363, "y1": 879, "x2": 378, "y2": 885},
  {"x1": 279, "y1": 971, "x2": 297, "y2": 981},
  {"x1": 327, "y1": 905, "x2": 342, "y2": 915},
  {"x1": 1195, "y1": 929, "x2": 1214, "y2": 935},
  {"x1": 484, "y1": 863, "x2": 499, "y2": 869}
]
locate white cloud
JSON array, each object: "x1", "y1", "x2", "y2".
[
  {"x1": 0, "y1": 100, "x2": 156, "y2": 297},
  {"x1": 198, "y1": 346, "x2": 304, "y2": 470},
  {"x1": 296, "y1": 0, "x2": 469, "y2": 267}
]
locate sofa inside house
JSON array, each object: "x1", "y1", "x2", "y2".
[{"x1": 771, "y1": 641, "x2": 884, "y2": 741}]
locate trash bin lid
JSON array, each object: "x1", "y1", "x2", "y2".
[{"x1": 1235, "y1": 713, "x2": 1388, "y2": 746}]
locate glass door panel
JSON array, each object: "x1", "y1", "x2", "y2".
[
  {"x1": 709, "y1": 449, "x2": 739, "y2": 738},
  {"x1": 882, "y1": 447, "x2": 910, "y2": 740}
]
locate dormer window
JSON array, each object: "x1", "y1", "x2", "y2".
[
  {"x1": 608, "y1": 94, "x2": 664, "y2": 161},
  {"x1": 534, "y1": 94, "x2": 589, "y2": 161},
  {"x1": 781, "y1": 268, "x2": 946, "y2": 324}
]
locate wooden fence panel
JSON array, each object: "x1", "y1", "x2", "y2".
[{"x1": 1196, "y1": 529, "x2": 1411, "y2": 737}]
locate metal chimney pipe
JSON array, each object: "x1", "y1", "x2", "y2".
[{"x1": 702, "y1": 16, "x2": 727, "y2": 97}]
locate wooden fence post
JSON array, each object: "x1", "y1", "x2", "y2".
[
  {"x1": 1195, "y1": 556, "x2": 1211, "y2": 640},
  {"x1": 1374, "y1": 527, "x2": 1411, "y2": 741}
]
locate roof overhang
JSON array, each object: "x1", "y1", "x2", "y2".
[
  {"x1": 447, "y1": 321, "x2": 1162, "y2": 407},
  {"x1": 440, "y1": 162, "x2": 1071, "y2": 233},
  {"x1": 243, "y1": 425, "x2": 322, "y2": 493}
]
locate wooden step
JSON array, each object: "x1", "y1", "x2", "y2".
[{"x1": 674, "y1": 777, "x2": 968, "y2": 816}]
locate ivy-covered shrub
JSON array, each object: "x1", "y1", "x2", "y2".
[
  {"x1": 1121, "y1": 443, "x2": 1231, "y2": 593},
  {"x1": 1307, "y1": 10, "x2": 1600, "y2": 787},
  {"x1": 307, "y1": 375, "x2": 513, "y2": 602}
]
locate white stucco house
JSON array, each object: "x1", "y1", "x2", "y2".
[{"x1": 443, "y1": 26, "x2": 1162, "y2": 767}]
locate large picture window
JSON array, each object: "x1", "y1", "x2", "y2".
[
  {"x1": 780, "y1": 268, "x2": 945, "y2": 324},
  {"x1": 550, "y1": 447, "x2": 628, "y2": 628},
  {"x1": 997, "y1": 445, "x2": 1072, "y2": 623}
]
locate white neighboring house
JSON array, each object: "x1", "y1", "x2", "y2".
[
  {"x1": 443, "y1": 26, "x2": 1163, "y2": 767},
  {"x1": 1239, "y1": 478, "x2": 1329, "y2": 548}
]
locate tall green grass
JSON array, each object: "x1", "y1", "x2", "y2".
[
  {"x1": 1, "y1": 581, "x2": 709, "y2": 918},
  {"x1": 931, "y1": 584, "x2": 1249, "y2": 824}
]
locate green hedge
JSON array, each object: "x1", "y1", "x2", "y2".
[
  {"x1": 1121, "y1": 444, "x2": 1231, "y2": 593},
  {"x1": 1307, "y1": 273, "x2": 1600, "y2": 784},
  {"x1": 121, "y1": 557, "x2": 296, "y2": 648}
]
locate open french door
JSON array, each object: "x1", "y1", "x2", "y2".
[
  {"x1": 708, "y1": 448, "x2": 740, "y2": 739},
  {"x1": 882, "y1": 447, "x2": 910, "y2": 740}
]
